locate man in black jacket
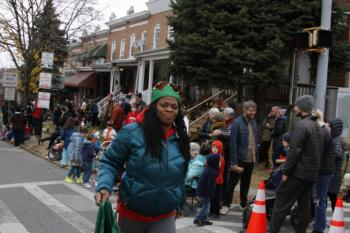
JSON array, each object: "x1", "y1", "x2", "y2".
[{"x1": 270, "y1": 95, "x2": 323, "y2": 233}]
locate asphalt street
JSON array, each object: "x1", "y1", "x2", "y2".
[{"x1": 0, "y1": 141, "x2": 349, "y2": 233}]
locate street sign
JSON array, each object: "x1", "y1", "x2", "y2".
[
  {"x1": 41, "y1": 52, "x2": 54, "y2": 69},
  {"x1": 4, "y1": 88, "x2": 15, "y2": 101},
  {"x1": 3, "y1": 72, "x2": 17, "y2": 87},
  {"x1": 39, "y1": 72, "x2": 52, "y2": 89},
  {"x1": 38, "y1": 92, "x2": 51, "y2": 109}
]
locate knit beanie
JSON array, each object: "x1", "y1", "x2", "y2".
[
  {"x1": 211, "y1": 140, "x2": 223, "y2": 155},
  {"x1": 295, "y1": 95, "x2": 314, "y2": 113},
  {"x1": 151, "y1": 84, "x2": 181, "y2": 103}
]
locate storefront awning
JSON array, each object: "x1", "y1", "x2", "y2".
[
  {"x1": 78, "y1": 44, "x2": 107, "y2": 62},
  {"x1": 64, "y1": 72, "x2": 96, "y2": 88}
]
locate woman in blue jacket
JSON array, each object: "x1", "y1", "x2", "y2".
[
  {"x1": 95, "y1": 82, "x2": 190, "y2": 233},
  {"x1": 60, "y1": 117, "x2": 76, "y2": 168}
]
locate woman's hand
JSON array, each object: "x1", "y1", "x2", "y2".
[{"x1": 95, "y1": 189, "x2": 110, "y2": 206}]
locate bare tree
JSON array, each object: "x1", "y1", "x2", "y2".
[{"x1": 0, "y1": 0, "x2": 99, "y2": 99}]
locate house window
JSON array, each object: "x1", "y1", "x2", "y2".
[
  {"x1": 153, "y1": 24, "x2": 161, "y2": 49},
  {"x1": 167, "y1": 26, "x2": 174, "y2": 41},
  {"x1": 120, "y1": 39, "x2": 125, "y2": 59},
  {"x1": 129, "y1": 34, "x2": 136, "y2": 58},
  {"x1": 141, "y1": 31, "x2": 147, "y2": 52},
  {"x1": 111, "y1": 41, "x2": 116, "y2": 60}
]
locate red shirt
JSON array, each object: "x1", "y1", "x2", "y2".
[
  {"x1": 124, "y1": 111, "x2": 139, "y2": 125},
  {"x1": 117, "y1": 127, "x2": 177, "y2": 223},
  {"x1": 32, "y1": 102, "x2": 42, "y2": 120}
]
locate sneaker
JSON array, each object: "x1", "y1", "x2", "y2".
[
  {"x1": 75, "y1": 177, "x2": 83, "y2": 184},
  {"x1": 65, "y1": 177, "x2": 74, "y2": 183},
  {"x1": 83, "y1": 183, "x2": 92, "y2": 188},
  {"x1": 220, "y1": 206, "x2": 230, "y2": 215},
  {"x1": 203, "y1": 220, "x2": 213, "y2": 225}
]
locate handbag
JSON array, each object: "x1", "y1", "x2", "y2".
[{"x1": 95, "y1": 200, "x2": 121, "y2": 233}]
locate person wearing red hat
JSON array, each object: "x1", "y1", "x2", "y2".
[{"x1": 209, "y1": 140, "x2": 225, "y2": 219}]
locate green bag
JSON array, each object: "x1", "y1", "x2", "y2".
[{"x1": 95, "y1": 200, "x2": 121, "y2": 233}]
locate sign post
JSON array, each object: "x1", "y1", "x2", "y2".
[
  {"x1": 41, "y1": 52, "x2": 54, "y2": 69},
  {"x1": 39, "y1": 72, "x2": 52, "y2": 89},
  {"x1": 38, "y1": 51, "x2": 54, "y2": 110},
  {"x1": 4, "y1": 88, "x2": 16, "y2": 101}
]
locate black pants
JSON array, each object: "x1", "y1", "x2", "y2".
[
  {"x1": 32, "y1": 118, "x2": 42, "y2": 137},
  {"x1": 327, "y1": 192, "x2": 337, "y2": 212},
  {"x1": 259, "y1": 141, "x2": 271, "y2": 164},
  {"x1": 210, "y1": 184, "x2": 223, "y2": 215},
  {"x1": 13, "y1": 129, "x2": 24, "y2": 146},
  {"x1": 223, "y1": 161, "x2": 254, "y2": 208},
  {"x1": 270, "y1": 176, "x2": 314, "y2": 233}
]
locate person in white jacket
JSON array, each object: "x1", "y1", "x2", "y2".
[{"x1": 102, "y1": 120, "x2": 117, "y2": 142}]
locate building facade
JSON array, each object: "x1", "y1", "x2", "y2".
[{"x1": 62, "y1": 0, "x2": 174, "y2": 103}]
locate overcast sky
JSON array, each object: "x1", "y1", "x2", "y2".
[{"x1": 0, "y1": 0, "x2": 148, "y2": 68}]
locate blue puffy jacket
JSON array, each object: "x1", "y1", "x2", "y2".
[
  {"x1": 96, "y1": 123, "x2": 186, "y2": 216},
  {"x1": 230, "y1": 115, "x2": 259, "y2": 165}
]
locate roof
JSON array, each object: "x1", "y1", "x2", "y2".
[{"x1": 106, "y1": 11, "x2": 151, "y2": 29}]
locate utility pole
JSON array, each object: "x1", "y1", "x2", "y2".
[{"x1": 315, "y1": 0, "x2": 332, "y2": 112}]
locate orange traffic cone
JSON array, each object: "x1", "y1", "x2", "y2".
[
  {"x1": 329, "y1": 198, "x2": 345, "y2": 233},
  {"x1": 247, "y1": 181, "x2": 266, "y2": 233}
]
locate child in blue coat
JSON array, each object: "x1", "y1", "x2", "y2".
[{"x1": 194, "y1": 151, "x2": 220, "y2": 227}]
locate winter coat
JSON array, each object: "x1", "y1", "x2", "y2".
[
  {"x1": 185, "y1": 155, "x2": 206, "y2": 189},
  {"x1": 230, "y1": 115, "x2": 259, "y2": 165},
  {"x1": 198, "y1": 119, "x2": 213, "y2": 140},
  {"x1": 67, "y1": 132, "x2": 84, "y2": 164},
  {"x1": 328, "y1": 119, "x2": 345, "y2": 194},
  {"x1": 60, "y1": 128, "x2": 76, "y2": 149},
  {"x1": 272, "y1": 144, "x2": 288, "y2": 168},
  {"x1": 11, "y1": 112, "x2": 25, "y2": 130},
  {"x1": 271, "y1": 116, "x2": 287, "y2": 150},
  {"x1": 196, "y1": 154, "x2": 220, "y2": 199},
  {"x1": 97, "y1": 123, "x2": 187, "y2": 217},
  {"x1": 282, "y1": 115, "x2": 323, "y2": 182},
  {"x1": 261, "y1": 117, "x2": 276, "y2": 142},
  {"x1": 319, "y1": 126, "x2": 334, "y2": 175},
  {"x1": 81, "y1": 140, "x2": 96, "y2": 163}
]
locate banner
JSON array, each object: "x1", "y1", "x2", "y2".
[
  {"x1": 38, "y1": 92, "x2": 51, "y2": 109},
  {"x1": 39, "y1": 72, "x2": 52, "y2": 89},
  {"x1": 4, "y1": 88, "x2": 15, "y2": 101},
  {"x1": 41, "y1": 52, "x2": 54, "y2": 69}
]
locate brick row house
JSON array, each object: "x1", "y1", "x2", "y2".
[{"x1": 63, "y1": 0, "x2": 175, "y2": 103}]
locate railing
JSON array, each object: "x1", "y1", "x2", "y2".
[
  {"x1": 97, "y1": 89, "x2": 122, "y2": 113},
  {"x1": 187, "y1": 90, "x2": 238, "y2": 127}
]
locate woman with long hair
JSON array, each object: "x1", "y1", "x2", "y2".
[{"x1": 95, "y1": 82, "x2": 190, "y2": 233}]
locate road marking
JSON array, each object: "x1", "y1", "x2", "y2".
[
  {"x1": 64, "y1": 183, "x2": 96, "y2": 203},
  {"x1": 176, "y1": 217, "x2": 240, "y2": 233},
  {"x1": 0, "y1": 200, "x2": 29, "y2": 233},
  {"x1": 0, "y1": 180, "x2": 65, "y2": 189},
  {"x1": 0, "y1": 147, "x2": 22, "y2": 153},
  {"x1": 24, "y1": 185, "x2": 95, "y2": 233}
]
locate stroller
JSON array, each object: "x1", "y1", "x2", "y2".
[{"x1": 242, "y1": 169, "x2": 299, "y2": 229}]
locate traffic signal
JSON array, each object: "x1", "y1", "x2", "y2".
[
  {"x1": 292, "y1": 32, "x2": 312, "y2": 49},
  {"x1": 312, "y1": 29, "x2": 332, "y2": 48}
]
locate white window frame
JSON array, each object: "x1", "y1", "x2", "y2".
[
  {"x1": 120, "y1": 39, "x2": 125, "y2": 59},
  {"x1": 111, "y1": 41, "x2": 116, "y2": 60},
  {"x1": 153, "y1": 24, "x2": 161, "y2": 49},
  {"x1": 141, "y1": 31, "x2": 147, "y2": 52},
  {"x1": 167, "y1": 26, "x2": 174, "y2": 41},
  {"x1": 129, "y1": 34, "x2": 136, "y2": 58}
]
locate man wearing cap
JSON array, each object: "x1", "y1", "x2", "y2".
[{"x1": 270, "y1": 95, "x2": 323, "y2": 233}]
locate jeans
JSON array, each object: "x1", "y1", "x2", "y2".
[
  {"x1": 224, "y1": 161, "x2": 254, "y2": 208},
  {"x1": 270, "y1": 175, "x2": 314, "y2": 233},
  {"x1": 60, "y1": 148, "x2": 68, "y2": 166},
  {"x1": 196, "y1": 197, "x2": 210, "y2": 221},
  {"x1": 32, "y1": 118, "x2": 42, "y2": 137},
  {"x1": 83, "y1": 161, "x2": 92, "y2": 184},
  {"x1": 313, "y1": 174, "x2": 333, "y2": 232},
  {"x1": 67, "y1": 166, "x2": 81, "y2": 178}
]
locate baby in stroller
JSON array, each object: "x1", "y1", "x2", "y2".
[{"x1": 243, "y1": 133, "x2": 290, "y2": 228}]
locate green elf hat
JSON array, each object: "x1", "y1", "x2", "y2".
[{"x1": 151, "y1": 82, "x2": 181, "y2": 103}]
